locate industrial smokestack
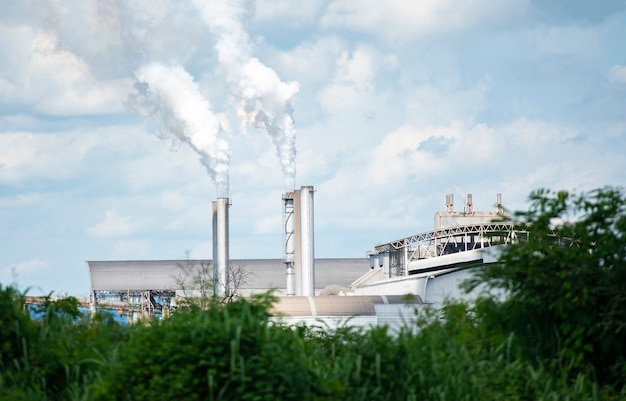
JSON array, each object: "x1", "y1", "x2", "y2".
[
  {"x1": 283, "y1": 186, "x2": 316, "y2": 296},
  {"x1": 283, "y1": 192, "x2": 296, "y2": 296},
  {"x1": 296, "y1": 186, "x2": 315, "y2": 296},
  {"x1": 212, "y1": 197, "x2": 230, "y2": 297}
]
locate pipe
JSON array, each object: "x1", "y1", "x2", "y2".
[
  {"x1": 496, "y1": 193, "x2": 503, "y2": 214},
  {"x1": 446, "y1": 194, "x2": 454, "y2": 212}
]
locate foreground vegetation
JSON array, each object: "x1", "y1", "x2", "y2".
[{"x1": 1, "y1": 187, "x2": 625, "y2": 400}]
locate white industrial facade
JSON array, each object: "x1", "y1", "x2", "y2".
[
  {"x1": 86, "y1": 257, "x2": 422, "y2": 327},
  {"x1": 87, "y1": 258, "x2": 373, "y2": 313},
  {"x1": 86, "y1": 193, "x2": 521, "y2": 328}
]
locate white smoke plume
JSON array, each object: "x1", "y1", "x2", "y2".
[
  {"x1": 113, "y1": 2, "x2": 231, "y2": 197},
  {"x1": 192, "y1": 0, "x2": 299, "y2": 191},
  {"x1": 30, "y1": 0, "x2": 296, "y2": 194},
  {"x1": 129, "y1": 62, "x2": 230, "y2": 197}
]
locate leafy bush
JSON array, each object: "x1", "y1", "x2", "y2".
[
  {"x1": 465, "y1": 187, "x2": 626, "y2": 389},
  {"x1": 90, "y1": 294, "x2": 315, "y2": 401},
  {"x1": 0, "y1": 282, "x2": 622, "y2": 400},
  {"x1": 306, "y1": 303, "x2": 608, "y2": 401},
  {"x1": 0, "y1": 285, "x2": 34, "y2": 367},
  {"x1": 0, "y1": 285, "x2": 128, "y2": 401}
]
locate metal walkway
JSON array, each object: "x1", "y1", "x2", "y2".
[{"x1": 369, "y1": 223, "x2": 529, "y2": 277}]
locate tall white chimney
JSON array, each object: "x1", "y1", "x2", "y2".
[
  {"x1": 283, "y1": 185, "x2": 316, "y2": 296},
  {"x1": 212, "y1": 197, "x2": 230, "y2": 297},
  {"x1": 296, "y1": 186, "x2": 315, "y2": 296}
]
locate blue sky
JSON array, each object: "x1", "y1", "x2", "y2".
[{"x1": 1, "y1": 0, "x2": 625, "y2": 297}]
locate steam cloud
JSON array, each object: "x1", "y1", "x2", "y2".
[
  {"x1": 128, "y1": 62, "x2": 230, "y2": 197},
  {"x1": 34, "y1": 0, "x2": 298, "y2": 194},
  {"x1": 192, "y1": 0, "x2": 299, "y2": 191}
]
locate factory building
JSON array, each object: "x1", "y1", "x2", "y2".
[
  {"x1": 86, "y1": 191, "x2": 524, "y2": 328},
  {"x1": 359, "y1": 194, "x2": 524, "y2": 304}
]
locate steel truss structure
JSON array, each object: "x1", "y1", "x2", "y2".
[{"x1": 372, "y1": 223, "x2": 529, "y2": 278}]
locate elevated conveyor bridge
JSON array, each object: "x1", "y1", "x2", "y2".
[{"x1": 369, "y1": 223, "x2": 529, "y2": 278}]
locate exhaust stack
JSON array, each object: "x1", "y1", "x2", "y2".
[
  {"x1": 283, "y1": 186, "x2": 315, "y2": 296},
  {"x1": 283, "y1": 193, "x2": 296, "y2": 296},
  {"x1": 297, "y1": 186, "x2": 315, "y2": 297},
  {"x1": 212, "y1": 197, "x2": 230, "y2": 297}
]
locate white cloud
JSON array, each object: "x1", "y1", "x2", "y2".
[
  {"x1": 312, "y1": 116, "x2": 614, "y2": 238},
  {"x1": 0, "y1": 126, "x2": 159, "y2": 184},
  {"x1": 87, "y1": 209, "x2": 135, "y2": 237},
  {"x1": 364, "y1": 122, "x2": 493, "y2": 187},
  {"x1": 274, "y1": 36, "x2": 345, "y2": 88},
  {"x1": 0, "y1": 27, "x2": 130, "y2": 115},
  {"x1": 0, "y1": 131, "x2": 84, "y2": 183},
  {"x1": 364, "y1": 118, "x2": 582, "y2": 189},
  {"x1": 253, "y1": 0, "x2": 326, "y2": 23},
  {"x1": 606, "y1": 65, "x2": 626, "y2": 83},
  {"x1": 318, "y1": 45, "x2": 385, "y2": 112},
  {"x1": 321, "y1": 0, "x2": 528, "y2": 43},
  {"x1": 407, "y1": 81, "x2": 490, "y2": 125}
]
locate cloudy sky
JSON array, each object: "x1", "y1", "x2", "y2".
[{"x1": 1, "y1": 0, "x2": 625, "y2": 297}]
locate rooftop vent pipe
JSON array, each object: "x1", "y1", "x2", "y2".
[
  {"x1": 445, "y1": 194, "x2": 454, "y2": 212},
  {"x1": 466, "y1": 194, "x2": 473, "y2": 214}
]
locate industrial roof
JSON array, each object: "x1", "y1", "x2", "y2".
[
  {"x1": 87, "y1": 258, "x2": 371, "y2": 292},
  {"x1": 271, "y1": 295, "x2": 422, "y2": 317}
]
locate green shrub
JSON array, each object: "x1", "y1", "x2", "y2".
[
  {"x1": 90, "y1": 295, "x2": 314, "y2": 401},
  {"x1": 0, "y1": 282, "x2": 622, "y2": 400},
  {"x1": 0, "y1": 285, "x2": 34, "y2": 367},
  {"x1": 465, "y1": 187, "x2": 626, "y2": 390},
  {"x1": 0, "y1": 285, "x2": 128, "y2": 401}
]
